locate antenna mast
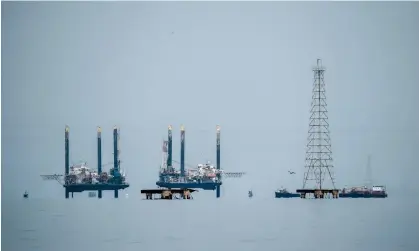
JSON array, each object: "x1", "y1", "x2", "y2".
[
  {"x1": 365, "y1": 154, "x2": 372, "y2": 189},
  {"x1": 302, "y1": 59, "x2": 336, "y2": 190}
]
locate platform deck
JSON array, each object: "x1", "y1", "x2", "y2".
[
  {"x1": 156, "y1": 181, "x2": 221, "y2": 190},
  {"x1": 296, "y1": 188, "x2": 339, "y2": 199},
  {"x1": 141, "y1": 188, "x2": 197, "y2": 200}
]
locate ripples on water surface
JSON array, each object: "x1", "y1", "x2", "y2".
[{"x1": 2, "y1": 194, "x2": 419, "y2": 251}]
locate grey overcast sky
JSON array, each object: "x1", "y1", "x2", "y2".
[{"x1": 2, "y1": 2, "x2": 419, "y2": 199}]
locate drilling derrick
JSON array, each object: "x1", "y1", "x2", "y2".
[{"x1": 302, "y1": 59, "x2": 336, "y2": 191}]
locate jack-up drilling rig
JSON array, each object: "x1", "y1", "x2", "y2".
[
  {"x1": 41, "y1": 126, "x2": 129, "y2": 198},
  {"x1": 156, "y1": 125, "x2": 245, "y2": 198}
]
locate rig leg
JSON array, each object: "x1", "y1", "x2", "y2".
[
  {"x1": 71, "y1": 192, "x2": 74, "y2": 198},
  {"x1": 216, "y1": 185, "x2": 221, "y2": 198},
  {"x1": 114, "y1": 190, "x2": 118, "y2": 198},
  {"x1": 65, "y1": 189, "x2": 69, "y2": 199},
  {"x1": 98, "y1": 190, "x2": 102, "y2": 199}
]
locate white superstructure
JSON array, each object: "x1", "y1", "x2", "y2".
[
  {"x1": 372, "y1": 186, "x2": 385, "y2": 192},
  {"x1": 69, "y1": 162, "x2": 98, "y2": 183},
  {"x1": 68, "y1": 161, "x2": 126, "y2": 184}
]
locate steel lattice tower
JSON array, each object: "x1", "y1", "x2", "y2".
[{"x1": 302, "y1": 59, "x2": 336, "y2": 190}]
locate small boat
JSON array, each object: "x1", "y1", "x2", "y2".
[
  {"x1": 23, "y1": 191, "x2": 29, "y2": 198},
  {"x1": 248, "y1": 190, "x2": 253, "y2": 198},
  {"x1": 88, "y1": 191, "x2": 97, "y2": 198}
]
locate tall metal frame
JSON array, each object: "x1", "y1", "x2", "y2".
[{"x1": 302, "y1": 59, "x2": 336, "y2": 190}]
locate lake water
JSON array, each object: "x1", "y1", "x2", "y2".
[{"x1": 2, "y1": 194, "x2": 419, "y2": 251}]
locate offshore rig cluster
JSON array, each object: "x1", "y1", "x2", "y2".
[
  {"x1": 40, "y1": 59, "x2": 387, "y2": 200},
  {"x1": 42, "y1": 123, "x2": 244, "y2": 200}
]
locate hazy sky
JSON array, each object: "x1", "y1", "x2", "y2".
[{"x1": 2, "y1": 2, "x2": 419, "y2": 200}]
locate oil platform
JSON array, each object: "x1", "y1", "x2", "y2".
[
  {"x1": 41, "y1": 126, "x2": 129, "y2": 199},
  {"x1": 296, "y1": 59, "x2": 339, "y2": 199},
  {"x1": 155, "y1": 125, "x2": 245, "y2": 198}
]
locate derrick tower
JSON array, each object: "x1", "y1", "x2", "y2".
[{"x1": 302, "y1": 59, "x2": 336, "y2": 190}]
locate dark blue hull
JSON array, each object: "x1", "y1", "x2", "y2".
[
  {"x1": 275, "y1": 192, "x2": 300, "y2": 198},
  {"x1": 64, "y1": 183, "x2": 129, "y2": 192},
  {"x1": 156, "y1": 181, "x2": 221, "y2": 190},
  {"x1": 340, "y1": 193, "x2": 387, "y2": 198}
]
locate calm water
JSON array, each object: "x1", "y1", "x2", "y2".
[{"x1": 2, "y1": 194, "x2": 419, "y2": 251}]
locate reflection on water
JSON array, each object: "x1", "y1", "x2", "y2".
[{"x1": 2, "y1": 195, "x2": 419, "y2": 251}]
